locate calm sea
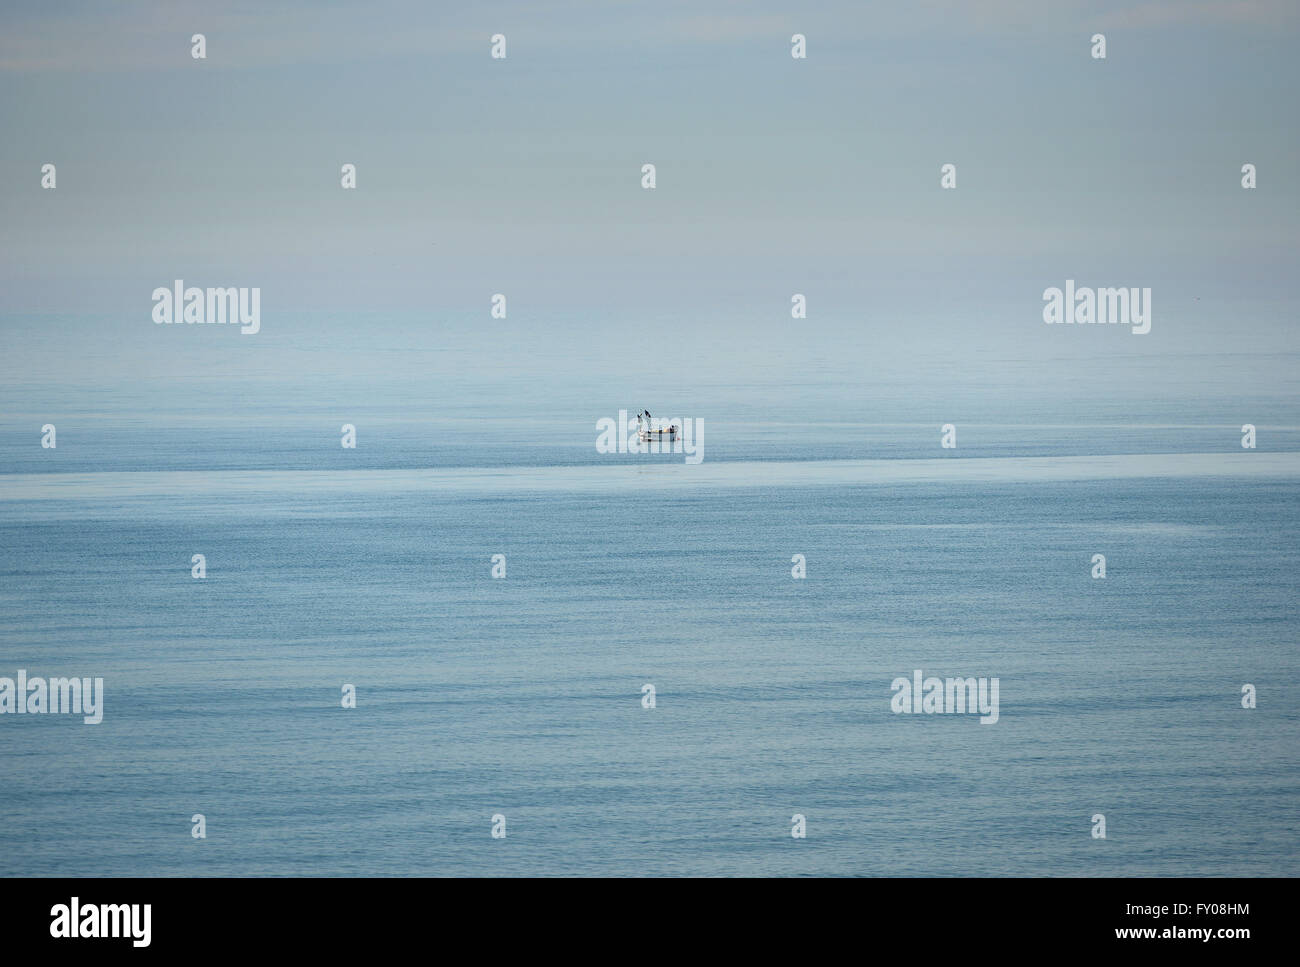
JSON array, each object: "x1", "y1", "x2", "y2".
[{"x1": 1, "y1": 311, "x2": 1297, "y2": 876}]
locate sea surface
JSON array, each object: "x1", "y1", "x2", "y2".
[{"x1": 1, "y1": 311, "x2": 1297, "y2": 876}]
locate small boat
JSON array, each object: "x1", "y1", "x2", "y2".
[
  {"x1": 638, "y1": 426, "x2": 678, "y2": 443},
  {"x1": 635, "y1": 409, "x2": 677, "y2": 443}
]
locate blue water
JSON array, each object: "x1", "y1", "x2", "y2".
[{"x1": 1, "y1": 312, "x2": 1298, "y2": 876}]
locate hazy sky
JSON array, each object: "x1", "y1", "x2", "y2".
[{"x1": 1, "y1": 0, "x2": 1297, "y2": 314}]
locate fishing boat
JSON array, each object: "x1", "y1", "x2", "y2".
[{"x1": 635, "y1": 410, "x2": 677, "y2": 443}]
